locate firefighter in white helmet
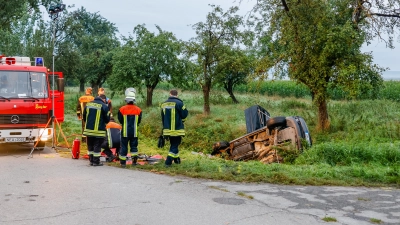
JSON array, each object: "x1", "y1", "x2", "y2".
[{"x1": 117, "y1": 88, "x2": 142, "y2": 168}]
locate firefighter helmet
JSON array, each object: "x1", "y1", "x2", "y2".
[{"x1": 125, "y1": 87, "x2": 136, "y2": 103}]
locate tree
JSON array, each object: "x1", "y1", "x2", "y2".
[
  {"x1": 61, "y1": 7, "x2": 119, "y2": 92},
  {"x1": 0, "y1": 2, "x2": 52, "y2": 57},
  {"x1": 0, "y1": 0, "x2": 51, "y2": 30},
  {"x1": 215, "y1": 46, "x2": 255, "y2": 103},
  {"x1": 110, "y1": 24, "x2": 184, "y2": 107},
  {"x1": 250, "y1": 0, "x2": 397, "y2": 130},
  {"x1": 187, "y1": 5, "x2": 250, "y2": 114}
]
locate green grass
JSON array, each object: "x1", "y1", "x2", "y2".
[
  {"x1": 237, "y1": 192, "x2": 254, "y2": 199},
  {"x1": 322, "y1": 217, "x2": 337, "y2": 222},
  {"x1": 58, "y1": 85, "x2": 400, "y2": 187},
  {"x1": 208, "y1": 186, "x2": 229, "y2": 192},
  {"x1": 370, "y1": 218, "x2": 383, "y2": 224}
]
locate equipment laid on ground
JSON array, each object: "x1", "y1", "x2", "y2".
[
  {"x1": 72, "y1": 138, "x2": 80, "y2": 159},
  {"x1": 212, "y1": 105, "x2": 312, "y2": 164},
  {"x1": 0, "y1": 55, "x2": 67, "y2": 155}
]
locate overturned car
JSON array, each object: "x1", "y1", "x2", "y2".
[{"x1": 212, "y1": 105, "x2": 312, "y2": 164}]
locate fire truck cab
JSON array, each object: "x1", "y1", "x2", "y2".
[{"x1": 0, "y1": 55, "x2": 64, "y2": 150}]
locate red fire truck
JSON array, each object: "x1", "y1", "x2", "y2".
[{"x1": 0, "y1": 55, "x2": 64, "y2": 150}]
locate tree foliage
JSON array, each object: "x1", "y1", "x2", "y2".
[
  {"x1": 215, "y1": 46, "x2": 256, "y2": 103},
  {"x1": 0, "y1": 0, "x2": 51, "y2": 30},
  {"x1": 187, "y1": 5, "x2": 251, "y2": 114},
  {"x1": 109, "y1": 24, "x2": 184, "y2": 107},
  {"x1": 59, "y1": 7, "x2": 119, "y2": 92},
  {"x1": 249, "y1": 0, "x2": 398, "y2": 130},
  {"x1": 0, "y1": 2, "x2": 51, "y2": 57}
]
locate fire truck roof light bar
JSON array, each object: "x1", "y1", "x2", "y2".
[
  {"x1": 35, "y1": 57, "x2": 44, "y2": 66},
  {"x1": 5, "y1": 58, "x2": 15, "y2": 65},
  {"x1": 0, "y1": 56, "x2": 37, "y2": 66}
]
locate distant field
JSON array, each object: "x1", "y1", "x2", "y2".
[{"x1": 382, "y1": 71, "x2": 400, "y2": 80}]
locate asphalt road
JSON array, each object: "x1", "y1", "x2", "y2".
[{"x1": 0, "y1": 145, "x2": 399, "y2": 225}]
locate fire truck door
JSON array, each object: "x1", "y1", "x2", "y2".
[{"x1": 49, "y1": 74, "x2": 64, "y2": 123}]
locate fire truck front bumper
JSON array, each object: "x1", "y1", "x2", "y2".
[{"x1": 0, "y1": 128, "x2": 53, "y2": 143}]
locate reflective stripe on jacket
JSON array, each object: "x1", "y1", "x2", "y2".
[
  {"x1": 83, "y1": 97, "x2": 110, "y2": 137},
  {"x1": 118, "y1": 103, "x2": 142, "y2": 137},
  {"x1": 161, "y1": 96, "x2": 188, "y2": 137},
  {"x1": 106, "y1": 121, "x2": 122, "y2": 148}
]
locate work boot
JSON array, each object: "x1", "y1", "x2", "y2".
[
  {"x1": 89, "y1": 154, "x2": 94, "y2": 166},
  {"x1": 107, "y1": 155, "x2": 116, "y2": 162},
  {"x1": 132, "y1": 156, "x2": 138, "y2": 165},
  {"x1": 92, "y1": 156, "x2": 103, "y2": 166},
  {"x1": 173, "y1": 157, "x2": 181, "y2": 164},
  {"x1": 165, "y1": 156, "x2": 173, "y2": 166},
  {"x1": 120, "y1": 160, "x2": 126, "y2": 168}
]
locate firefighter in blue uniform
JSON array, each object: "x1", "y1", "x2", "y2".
[
  {"x1": 83, "y1": 94, "x2": 110, "y2": 166},
  {"x1": 161, "y1": 89, "x2": 188, "y2": 166},
  {"x1": 101, "y1": 116, "x2": 122, "y2": 162},
  {"x1": 118, "y1": 88, "x2": 142, "y2": 168}
]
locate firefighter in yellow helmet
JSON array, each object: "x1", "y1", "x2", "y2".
[{"x1": 77, "y1": 87, "x2": 94, "y2": 143}]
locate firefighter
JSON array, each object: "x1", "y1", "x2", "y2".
[
  {"x1": 98, "y1": 87, "x2": 113, "y2": 116},
  {"x1": 161, "y1": 89, "x2": 189, "y2": 167},
  {"x1": 83, "y1": 94, "x2": 110, "y2": 166},
  {"x1": 77, "y1": 87, "x2": 94, "y2": 143},
  {"x1": 101, "y1": 116, "x2": 122, "y2": 162},
  {"x1": 118, "y1": 88, "x2": 142, "y2": 168}
]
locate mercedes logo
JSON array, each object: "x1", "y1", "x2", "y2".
[{"x1": 11, "y1": 115, "x2": 19, "y2": 124}]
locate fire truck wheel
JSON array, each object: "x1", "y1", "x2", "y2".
[
  {"x1": 35, "y1": 141, "x2": 46, "y2": 150},
  {"x1": 266, "y1": 116, "x2": 287, "y2": 130}
]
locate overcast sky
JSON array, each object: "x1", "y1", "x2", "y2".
[{"x1": 58, "y1": 0, "x2": 400, "y2": 73}]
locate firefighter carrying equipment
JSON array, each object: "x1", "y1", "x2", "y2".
[{"x1": 160, "y1": 96, "x2": 188, "y2": 137}]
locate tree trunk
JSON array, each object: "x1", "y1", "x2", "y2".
[
  {"x1": 225, "y1": 84, "x2": 239, "y2": 104},
  {"x1": 317, "y1": 98, "x2": 330, "y2": 131},
  {"x1": 79, "y1": 81, "x2": 85, "y2": 92},
  {"x1": 146, "y1": 86, "x2": 154, "y2": 107},
  {"x1": 92, "y1": 83, "x2": 99, "y2": 97},
  {"x1": 202, "y1": 83, "x2": 211, "y2": 115},
  {"x1": 228, "y1": 91, "x2": 239, "y2": 104}
]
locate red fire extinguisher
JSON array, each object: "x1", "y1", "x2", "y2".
[{"x1": 72, "y1": 138, "x2": 80, "y2": 159}]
